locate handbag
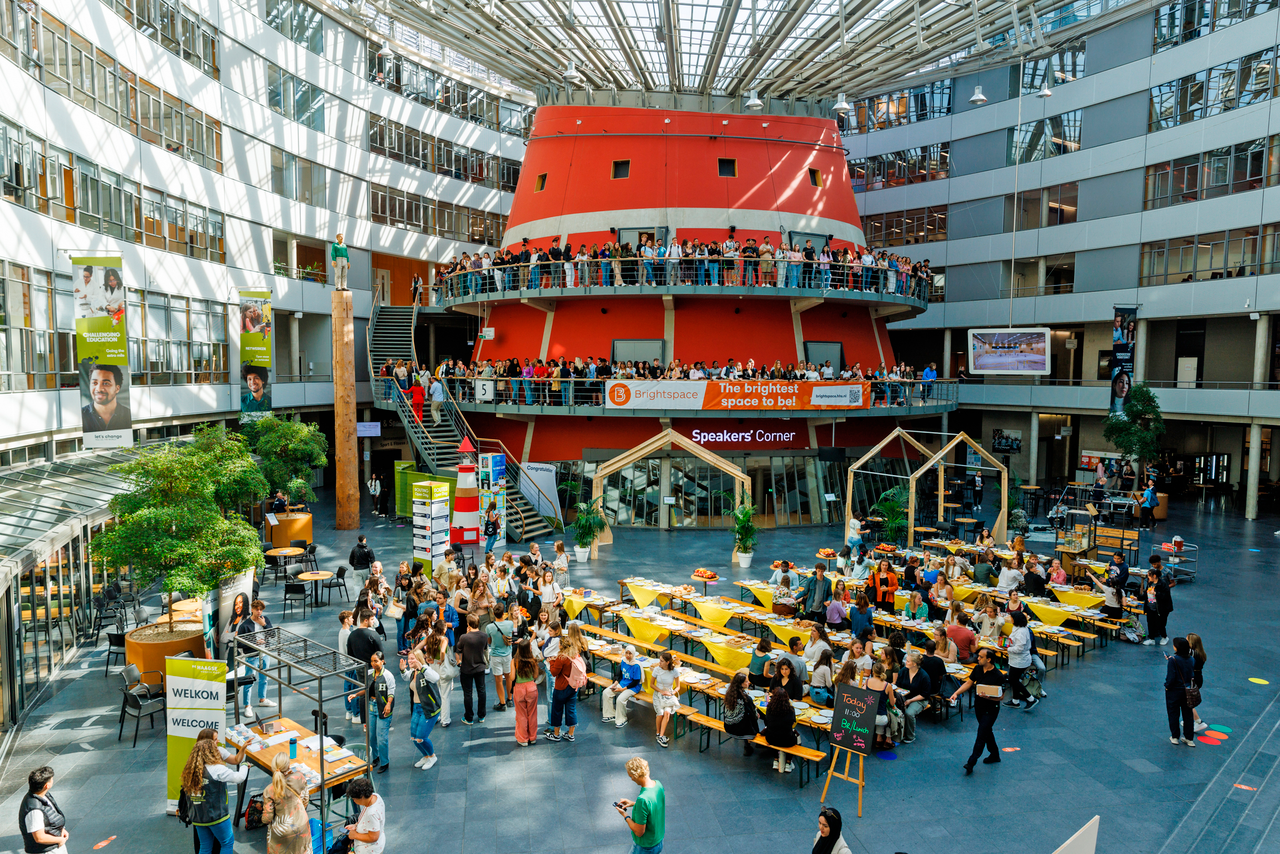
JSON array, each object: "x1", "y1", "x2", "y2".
[
  {"x1": 385, "y1": 602, "x2": 405, "y2": 621},
  {"x1": 327, "y1": 835, "x2": 353, "y2": 854},
  {"x1": 243, "y1": 793, "x2": 265, "y2": 830}
]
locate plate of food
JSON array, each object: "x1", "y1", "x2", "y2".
[
  {"x1": 693, "y1": 568, "x2": 719, "y2": 580},
  {"x1": 816, "y1": 549, "x2": 838, "y2": 560},
  {"x1": 770, "y1": 560, "x2": 795, "y2": 570}
]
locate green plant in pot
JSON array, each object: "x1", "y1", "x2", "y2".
[
  {"x1": 91, "y1": 425, "x2": 266, "y2": 658},
  {"x1": 570, "y1": 498, "x2": 607, "y2": 561},
  {"x1": 243, "y1": 414, "x2": 329, "y2": 503},
  {"x1": 1005, "y1": 475, "x2": 1030, "y2": 536},
  {"x1": 730, "y1": 503, "x2": 759, "y2": 568},
  {"x1": 870, "y1": 485, "x2": 910, "y2": 545}
]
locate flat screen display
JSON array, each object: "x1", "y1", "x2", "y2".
[{"x1": 968, "y1": 327, "x2": 1051, "y2": 375}]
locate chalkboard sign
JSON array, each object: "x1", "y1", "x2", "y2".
[{"x1": 830, "y1": 683, "x2": 877, "y2": 755}]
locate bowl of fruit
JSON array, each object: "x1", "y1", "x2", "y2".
[
  {"x1": 815, "y1": 548, "x2": 838, "y2": 560},
  {"x1": 692, "y1": 568, "x2": 719, "y2": 580}
]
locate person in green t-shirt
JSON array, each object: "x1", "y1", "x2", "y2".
[
  {"x1": 615, "y1": 756, "x2": 665, "y2": 854},
  {"x1": 485, "y1": 604, "x2": 515, "y2": 711}
]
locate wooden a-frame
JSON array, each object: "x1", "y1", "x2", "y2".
[
  {"x1": 589, "y1": 429, "x2": 752, "y2": 559},
  {"x1": 844, "y1": 427, "x2": 932, "y2": 542}
]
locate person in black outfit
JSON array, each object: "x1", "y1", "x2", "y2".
[
  {"x1": 918, "y1": 639, "x2": 946, "y2": 697},
  {"x1": 19, "y1": 766, "x2": 68, "y2": 854},
  {"x1": 455, "y1": 614, "x2": 491, "y2": 724},
  {"x1": 1142, "y1": 567, "x2": 1174, "y2": 646},
  {"x1": 801, "y1": 240, "x2": 816, "y2": 288},
  {"x1": 1165, "y1": 637, "x2": 1196, "y2": 745},
  {"x1": 548, "y1": 238, "x2": 563, "y2": 288},
  {"x1": 346, "y1": 609, "x2": 383, "y2": 724},
  {"x1": 271, "y1": 490, "x2": 288, "y2": 514},
  {"x1": 349, "y1": 535, "x2": 376, "y2": 574},
  {"x1": 949, "y1": 648, "x2": 1006, "y2": 774}
]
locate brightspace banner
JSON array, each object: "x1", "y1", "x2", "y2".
[
  {"x1": 71, "y1": 255, "x2": 132, "y2": 448},
  {"x1": 605, "y1": 380, "x2": 871, "y2": 411}
]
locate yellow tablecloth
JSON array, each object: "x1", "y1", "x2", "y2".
[
  {"x1": 1026, "y1": 600, "x2": 1084, "y2": 627},
  {"x1": 701, "y1": 638, "x2": 753, "y2": 671},
  {"x1": 626, "y1": 582, "x2": 667, "y2": 609},
  {"x1": 690, "y1": 599, "x2": 734, "y2": 627},
  {"x1": 951, "y1": 584, "x2": 988, "y2": 602},
  {"x1": 1051, "y1": 588, "x2": 1105, "y2": 609},
  {"x1": 564, "y1": 594, "x2": 599, "y2": 619},
  {"x1": 766, "y1": 620, "x2": 809, "y2": 646},
  {"x1": 620, "y1": 612, "x2": 671, "y2": 645},
  {"x1": 738, "y1": 582, "x2": 774, "y2": 610}
]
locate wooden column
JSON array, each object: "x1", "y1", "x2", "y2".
[{"x1": 332, "y1": 290, "x2": 359, "y2": 529}]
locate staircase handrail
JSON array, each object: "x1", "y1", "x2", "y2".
[
  {"x1": 477, "y1": 436, "x2": 564, "y2": 533},
  {"x1": 390, "y1": 387, "x2": 464, "y2": 470}
]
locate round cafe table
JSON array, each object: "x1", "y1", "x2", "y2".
[
  {"x1": 266, "y1": 546, "x2": 305, "y2": 574},
  {"x1": 296, "y1": 570, "x2": 333, "y2": 606},
  {"x1": 171, "y1": 598, "x2": 203, "y2": 616}
]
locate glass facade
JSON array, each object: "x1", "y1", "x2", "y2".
[
  {"x1": 1145, "y1": 135, "x2": 1279, "y2": 208},
  {"x1": 848, "y1": 143, "x2": 949, "y2": 192},
  {"x1": 1008, "y1": 110, "x2": 1083, "y2": 165}
]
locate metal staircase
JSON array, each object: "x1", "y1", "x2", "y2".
[{"x1": 366, "y1": 291, "x2": 559, "y2": 544}]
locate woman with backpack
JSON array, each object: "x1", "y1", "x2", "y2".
[
  {"x1": 259, "y1": 753, "x2": 310, "y2": 854},
  {"x1": 1005, "y1": 611, "x2": 1039, "y2": 712},
  {"x1": 406, "y1": 649, "x2": 441, "y2": 769},
  {"x1": 546, "y1": 634, "x2": 586, "y2": 742},
  {"x1": 181, "y1": 738, "x2": 249, "y2": 854},
  {"x1": 1142, "y1": 566, "x2": 1173, "y2": 646}
]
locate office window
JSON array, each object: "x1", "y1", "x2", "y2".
[
  {"x1": 1005, "y1": 181, "x2": 1078, "y2": 230},
  {"x1": 1008, "y1": 110, "x2": 1082, "y2": 165},
  {"x1": 267, "y1": 0, "x2": 323, "y2": 53},
  {"x1": 1140, "y1": 225, "x2": 1270, "y2": 285},
  {"x1": 1154, "y1": 0, "x2": 1279, "y2": 52},
  {"x1": 1145, "y1": 136, "x2": 1279, "y2": 208},
  {"x1": 718, "y1": 158, "x2": 737, "y2": 177},
  {"x1": 267, "y1": 63, "x2": 324, "y2": 131},
  {"x1": 612, "y1": 160, "x2": 630, "y2": 179}
]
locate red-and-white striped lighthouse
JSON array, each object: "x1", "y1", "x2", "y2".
[{"x1": 450, "y1": 437, "x2": 481, "y2": 552}]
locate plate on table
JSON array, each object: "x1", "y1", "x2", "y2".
[
  {"x1": 683, "y1": 672, "x2": 708, "y2": 683},
  {"x1": 792, "y1": 701, "x2": 809, "y2": 710},
  {"x1": 810, "y1": 713, "x2": 833, "y2": 724},
  {"x1": 717, "y1": 685, "x2": 728, "y2": 694},
  {"x1": 747, "y1": 689, "x2": 766, "y2": 699},
  {"x1": 946, "y1": 665, "x2": 965, "y2": 673}
]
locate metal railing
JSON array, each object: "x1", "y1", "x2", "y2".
[
  {"x1": 275, "y1": 374, "x2": 333, "y2": 383},
  {"x1": 443, "y1": 376, "x2": 958, "y2": 411},
  {"x1": 435, "y1": 258, "x2": 932, "y2": 303},
  {"x1": 960, "y1": 377, "x2": 1280, "y2": 391}
]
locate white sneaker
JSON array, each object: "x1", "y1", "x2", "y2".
[
  {"x1": 414, "y1": 757, "x2": 428, "y2": 768},
  {"x1": 615, "y1": 719, "x2": 628, "y2": 728},
  {"x1": 602, "y1": 716, "x2": 615, "y2": 722},
  {"x1": 1181, "y1": 737, "x2": 1197, "y2": 747},
  {"x1": 422, "y1": 755, "x2": 438, "y2": 769},
  {"x1": 258, "y1": 698, "x2": 277, "y2": 707},
  {"x1": 772, "y1": 759, "x2": 780, "y2": 771},
  {"x1": 345, "y1": 711, "x2": 353, "y2": 722},
  {"x1": 242, "y1": 706, "x2": 255, "y2": 719},
  {"x1": 1142, "y1": 639, "x2": 1156, "y2": 646},
  {"x1": 1159, "y1": 637, "x2": 1169, "y2": 646},
  {"x1": 785, "y1": 761, "x2": 794, "y2": 773},
  {"x1": 1194, "y1": 720, "x2": 1209, "y2": 733},
  {"x1": 1170, "y1": 737, "x2": 1180, "y2": 745}
]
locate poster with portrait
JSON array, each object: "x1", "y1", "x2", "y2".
[
  {"x1": 72, "y1": 255, "x2": 132, "y2": 448},
  {"x1": 1108, "y1": 307, "x2": 1138, "y2": 417},
  {"x1": 239, "y1": 287, "x2": 273, "y2": 422}
]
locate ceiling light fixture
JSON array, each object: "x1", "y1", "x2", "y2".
[
  {"x1": 833, "y1": 93, "x2": 850, "y2": 115},
  {"x1": 744, "y1": 90, "x2": 764, "y2": 111},
  {"x1": 377, "y1": 43, "x2": 394, "y2": 58},
  {"x1": 564, "y1": 60, "x2": 585, "y2": 86},
  {"x1": 969, "y1": 85, "x2": 987, "y2": 105},
  {"x1": 1036, "y1": 81, "x2": 1053, "y2": 99}
]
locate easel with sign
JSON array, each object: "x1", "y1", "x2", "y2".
[{"x1": 820, "y1": 684, "x2": 875, "y2": 814}]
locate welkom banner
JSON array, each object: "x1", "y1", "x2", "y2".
[
  {"x1": 239, "y1": 287, "x2": 273, "y2": 422},
  {"x1": 165, "y1": 656, "x2": 227, "y2": 812},
  {"x1": 1109, "y1": 306, "x2": 1138, "y2": 417},
  {"x1": 71, "y1": 255, "x2": 132, "y2": 448},
  {"x1": 606, "y1": 380, "x2": 871, "y2": 411}
]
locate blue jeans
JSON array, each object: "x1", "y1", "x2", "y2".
[
  {"x1": 369, "y1": 712, "x2": 392, "y2": 767},
  {"x1": 196, "y1": 818, "x2": 234, "y2": 854},
  {"x1": 524, "y1": 380, "x2": 534, "y2": 404},
  {"x1": 344, "y1": 669, "x2": 361, "y2": 717},
  {"x1": 242, "y1": 655, "x2": 266, "y2": 706},
  {"x1": 789, "y1": 265, "x2": 801, "y2": 287},
  {"x1": 486, "y1": 533, "x2": 498, "y2": 555},
  {"x1": 550, "y1": 685, "x2": 577, "y2": 728},
  {"x1": 709, "y1": 264, "x2": 719, "y2": 285},
  {"x1": 602, "y1": 264, "x2": 612, "y2": 287},
  {"x1": 411, "y1": 706, "x2": 438, "y2": 757},
  {"x1": 632, "y1": 841, "x2": 664, "y2": 854},
  {"x1": 396, "y1": 618, "x2": 408, "y2": 653}
]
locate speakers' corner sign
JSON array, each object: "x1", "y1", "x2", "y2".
[
  {"x1": 165, "y1": 656, "x2": 226, "y2": 812},
  {"x1": 71, "y1": 255, "x2": 132, "y2": 448},
  {"x1": 238, "y1": 287, "x2": 273, "y2": 422}
]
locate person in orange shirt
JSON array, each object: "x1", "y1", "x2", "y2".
[{"x1": 869, "y1": 559, "x2": 899, "y2": 615}]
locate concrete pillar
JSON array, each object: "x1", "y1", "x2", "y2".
[
  {"x1": 1270, "y1": 427, "x2": 1280, "y2": 483},
  {"x1": 1134, "y1": 318, "x2": 1149, "y2": 383},
  {"x1": 429, "y1": 322, "x2": 437, "y2": 369},
  {"x1": 427, "y1": 266, "x2": 437, "y2": 306},
  {"x1": 1246, "y1": 421, "x2": 1263, "y2": 520},
  {"x1": 942, "y1": 328, "x2": 952, "y2": 378},
  {"x1": 1036, "y1": 257, "x2": 1047, "y2": 297},
  {"x1": 1028, "y1": 411, "x2": 1040, "y2": 486},
  {"x1": 658, "y1": 456, "x2": 671, "y2": 530},
  {"x1": 332, "y1": 290, "x2": 359, "y2": 529},
  {"x1": 289, "y1": 312, "x2": 301, "y2": 380},
  {"x1": 287, "y1": 237, "x2": 298, "y2": 279},
  {"x1": 362, "y1": 407, "x2": 373, "y2": 484},
  {"x1": 1253, "y1": 313, "x2": 1270, "y2": 390}
]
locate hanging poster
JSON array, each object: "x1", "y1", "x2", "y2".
[
  {"x1": 217, "y1": 568, "x2": 256, "y2": 657},
  {"x1": 239, "y1": 287, "x2": 273, "y2": 422},
  {"x1": 165, "y1": 657, "x2": 226, "y2": 813},
  {"x1": 72, "y1": 255, "x2": 132, "y2": 448},
  {"x1": 1108, "y1": 307, "x2": 1138, "y2": 417}
]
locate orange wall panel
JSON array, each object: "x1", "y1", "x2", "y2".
[
  {"x1": 473, "y1": 304, "x2": 551, "y2": 363},
  {"x1": 545, "y1": 298, "x2": 666, "y2": 363}
]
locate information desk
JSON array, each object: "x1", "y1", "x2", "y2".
[
  {"x1": 229, "y1": 715, "x2": 368, "y2": 827},
  {"x1": 268, "y1": 512, "x2": 313, "y2": 548}
]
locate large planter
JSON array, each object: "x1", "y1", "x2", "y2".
[
  {"x1": 737, "y1": 552, "x2": 754, "y2": 569},
  {"x1": 126, "y1": 622, "x2": 208, "y2": 686},
  {"x1": 573, "y1": 546, "x2": 590, "y2": 563}
]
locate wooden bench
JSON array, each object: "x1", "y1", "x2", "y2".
[
  {"x1": 586, "y1": 673, "x2": 697, "y2": 739},
  {"x1": 686, "y1": 712, "x2": 827, "y2": 789}
]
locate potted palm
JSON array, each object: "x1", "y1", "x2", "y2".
[
  {"x1": 731, "y1": 503, "x2": 759, "y2": 568},
  {"x1": 870, "y1": 485, "x2": 909, "y2": 545},
  {"x1": 570, "y1": 498, "x2": 606, "y2": 561}
]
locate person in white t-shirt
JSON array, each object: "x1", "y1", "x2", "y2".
[{"x1": 346, "y1": 778, "x2": 385, "y2": 854}]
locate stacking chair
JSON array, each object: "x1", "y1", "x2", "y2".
[
  {"x1": 119, "y1": 664, "x2": 165, "y2": 725},
  {"x1": 324, "y1": 566, "x2": 352, "y2": 604},
  {"x1": 120, "y1": 685, "x2": 166, "y2": 747},
  {"x1": 282, "y1": 582, "x2": 310, "y2": 620},
  {"x1": 104, "y1": 631, "x2": 127, "y2": 675}
]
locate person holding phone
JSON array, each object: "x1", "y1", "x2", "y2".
[{"x1": 614, "y1": 757, "x2": 665, "y2": 854}]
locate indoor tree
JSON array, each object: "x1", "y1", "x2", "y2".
[
  {"x1": 243, "y1": 414, "x2": 330, "y2": 503},
  {"x1": 91, "y1": 426, "x2": 267, "y2": 632},
  {"x1": 1103, "y1": 382, "x2": 1166, "y2": 481}
]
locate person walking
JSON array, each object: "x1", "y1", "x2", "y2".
[
  {"x1": 349, "y1": 536, "x2": 376, "y2": 578},
  {"x1": 1166, "y1": 637, "x2": 1197, "y2": 746},
  {"x1": 455, "y1": 614, "x2": 490, "y2": 725},
  {"x1": 484, "y1": 503, "x2": 501, "y2": 556},
  {"x1": 1140, "y1": 479, "x2": 1159, "y2": 530},
  {"x1": 949, "y1": 648, "x2": 1006, "y2": 774},
  {"x1": 545, "y1": 632, "x2": 583, "y2": 742},
  {"x1": 235, "y1": 599, "x2": 275, "y2": 720},
  {"x1": 1141, "y1": 566, "x2": 1173, "y2": 646},
  {"x1": 366, "y1": 474, "x2": 382, "y2": 517},
  {"x1": 485, "y1": 604, "x2": 515, "y2": 711},
  {"x1": 365, "y1": 651, "x2": 395, "y2": 774},
  {"x1": 602, "y1": 645, "x2": 643, "y2": 728},
  {"x1": 345, "y1": 609, "x2": 382, "y2": 725},
  {"x1": 615, "y1": 757, "x2": 665, "y2": 854},
  {"x1": 405, "y1": 649, "x2": 441, "y2": 769},
  {"x1": 20, "y1": 767, "x2": 69, "y2": 854},
  {"x1": 428, "y1": 374, "x2": 446, "y2": 425},
  {"x1": 409, "y1": 377, "x2": 425, "y2": 422},
  {"x1": 182, "y1": 738, "x2": 250, "y2": 854},
  {"x1": 812, "y1": 807, "x2": 853, "y2": 854},
  {"x1": 1003, "y1": 611, "x2": 1038, "y2": 711},
  {"x1": 512, "y1": 639, "x2": 540, "y2": 745},
  {"x1": 260, "y1": 754, "x2": 311, "y2": 854}
]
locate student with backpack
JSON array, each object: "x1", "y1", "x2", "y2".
[
  {"x1": 485, "y1": 604, "x2": 515, "y2": 711},
  {"x1": 545, "y1": 633, "x2": 587, "y2": 742}
]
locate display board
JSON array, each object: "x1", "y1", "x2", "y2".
[
  {"x1": 968, "y1": 328, "x2": 1050, "y2": 375},
  {"x1": 71, "y1": 254, "x2": 132, "y2": 448},
  {"x1": 1108, "y1": 307, "x2": 1138, "y2": 417},
  {"x1": 830, "y1": 683, "x2": 877, "y2": 755},
  {"x1": 165, "y1": 657, "x2": 227, "y2": 812},
  {"x1": 238, "y1": 286, "x2": 273, "y2": 422},
  {"x1": 605, "y1": 380, "x2": 871, "y2": 411},
  {"x1": 479, "y1": 452, "x2": 507, "y2": 551},
  {"x1": 412, "y1": 479, "x2": 451, "y2": 570}
]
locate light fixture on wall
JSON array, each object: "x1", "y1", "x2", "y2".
[
  {"x1": 969, "y1": 85, "x2": 987, "y2": 105},
  {"x1": 744, "y1": 90, "x2": 764, "y2": 111},
  {"x1": 833, "y1": 94, "x2": 850, "y2": 115}
]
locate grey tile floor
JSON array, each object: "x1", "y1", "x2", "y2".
[{"x1": 2, "y1": 493, "x2": 1278, "y2": 854}]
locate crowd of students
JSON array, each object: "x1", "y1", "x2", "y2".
[{"x1": 434, "y1": 234, "x2": 934, "y2": 300}]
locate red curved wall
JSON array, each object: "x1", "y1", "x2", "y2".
[{"x1": 504, "y1": 106, "x2": 863, "y2": 251}]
